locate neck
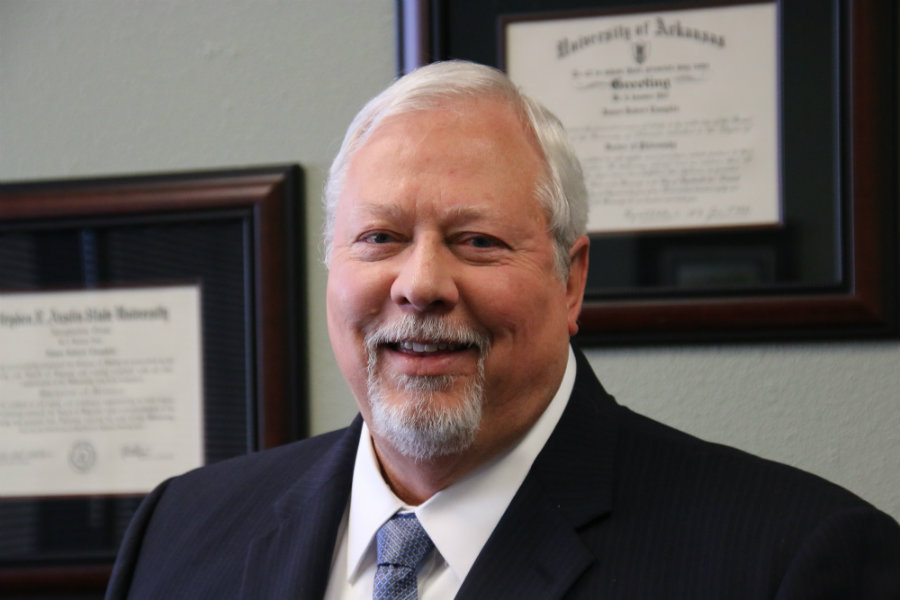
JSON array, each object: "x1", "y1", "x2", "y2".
[
  {"x1": 369, "y1": 420, "x2": 535, "y2": 505},
  {"x1": 373, "y1": 446, "x2": 464, "y2": 505}
]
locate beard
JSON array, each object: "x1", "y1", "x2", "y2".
[{"x1": 364, "y1": 314, "x2": 491, "y2": 462}]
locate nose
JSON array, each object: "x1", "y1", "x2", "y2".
[{"x1": 390, "y1": 235, "x2": 459, "y2": 313}]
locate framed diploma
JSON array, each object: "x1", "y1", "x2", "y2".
[
  {"x1": 398, "y1": 0, "x2": 898, "y2": 343},
  {"x1": 0, "y1": 165, "x2": 305, "y2": 593}
]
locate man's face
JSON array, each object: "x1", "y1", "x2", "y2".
[{"x1": 326, "y1": 98, "x2": 587, "y2": 464}]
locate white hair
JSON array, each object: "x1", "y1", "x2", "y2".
[{"x1": 322, "y1": 60, "x2": 588, "y2": 278}]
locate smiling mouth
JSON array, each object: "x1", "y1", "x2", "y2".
[
  {"x1": 391, "y1": 340, "x2": 475, "y2": 354},
  {"x1": 365, "y1": 315, "x2": 492, "y2": 363}
]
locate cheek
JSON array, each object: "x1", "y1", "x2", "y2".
[
  {"x1": 327, "y1": 264, "x2": 389, "y2": 327},
  {"x1": 465, "y1": 270, "x2": 562, "y2": 338},
  {"x1": 326, "y1": 267, "x2": 385, "y2": 398},
  {"x1": 326, "y1": 268, "x2": 371, "y2": 365}
]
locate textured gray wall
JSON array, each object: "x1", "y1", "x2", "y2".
[{"x1": 1, "y1": 0, "x2": 897, "y2": 521}]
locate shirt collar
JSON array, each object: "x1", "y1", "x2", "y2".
[{"x1": 345, "y1": 345, "x2": 578, "y2": 583}]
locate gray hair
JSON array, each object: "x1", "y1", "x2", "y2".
[{"x1": 323, "y1": 60, "x2": 588, "y2": 278}]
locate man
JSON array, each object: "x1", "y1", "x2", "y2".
[{"x1": 106, "y1": 61, "x2": 899, "y2": 598}]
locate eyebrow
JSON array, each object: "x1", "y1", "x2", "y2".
[
  {"x1": 351, "y1": 202, "x2": 495, "y2": 225},
  {"x1": 350, "y1": 203, "x2": 407, "y2": 222}
]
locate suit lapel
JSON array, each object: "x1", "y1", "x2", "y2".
[
  {"x1": 239, "y1": 417, "x2": 362, "y2": 598},
  {"x1": 456, "y1": 347, "x2": 618, "y2": 599}
]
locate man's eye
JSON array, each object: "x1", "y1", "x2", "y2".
[
  {"x1": 462, "y1": 234, "x2": 506, "y2": 249},
  {"x1": 362, "y1": 232, "x2": 395, "y2": 244}
]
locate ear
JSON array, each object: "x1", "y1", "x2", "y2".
[{"x1": 565, "y1": 235, "x2": 590, "y2": 336}]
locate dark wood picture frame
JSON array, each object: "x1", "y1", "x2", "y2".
[
  {"x1": 397, "y1": 0, "x2": 898, "y2": 344},
  {"x1": 0, "y1": 165, "x2": 306, "y2": 594}
]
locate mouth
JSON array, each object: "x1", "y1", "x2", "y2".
[
  {"x1": 377, "y1": 337, "x2": 483, "y2": 382},
  {"x1": 365, "y1": 316, "x2": 491, "y2": 378},
  {"x1": 391, "y1": 340, "x2": 476, "y2": 355}
]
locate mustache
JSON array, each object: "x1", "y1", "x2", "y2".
[{"x1": 364, "y1": 314, "x2": 492, "y2": 356}]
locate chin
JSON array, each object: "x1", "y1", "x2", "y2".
[{"x1": 367, "y1": 375, "x2": 484, "y2": 462}]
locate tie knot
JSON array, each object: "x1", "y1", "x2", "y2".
[{"x1": 376, "y1": 513, "x2": 434, "y2": 570}]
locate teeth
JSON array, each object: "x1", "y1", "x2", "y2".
[{"x1": 398, "y1": 341, "x2": 457, "y2": 353}]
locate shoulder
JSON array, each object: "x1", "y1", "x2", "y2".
[
  {"x1": 168, "y1": 423, "x2": 356, "y2": 492},
  {"x1": 106, "y1": 421, "x2": 361, "y2": 597},
  {"x1": 610, "y1": 403, "x2": 899, "y2": 595},
  {"x1": 568, "y1": 347, "x2": 881, "y2": 517},
  {"x1": 614, "y1": 402, "x2": 872, "y2": 516},
  {"x1": 151, "y1": 419, "x2": 360, "y2": 520},
  {"x1": 561, "y1": 371, "x2": 900, "y2": 596}
]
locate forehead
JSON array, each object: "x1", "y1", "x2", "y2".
[{"x1": 339, "y1": 99, "x2": 545, "y2": 217}]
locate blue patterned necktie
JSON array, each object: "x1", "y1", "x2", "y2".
[{"x1": 373, "y1": 513, "x2": 435, "y2": 600}]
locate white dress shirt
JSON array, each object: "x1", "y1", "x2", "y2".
[{"x1": 323, "y1": 346, "x2": 577, "y2": 599}]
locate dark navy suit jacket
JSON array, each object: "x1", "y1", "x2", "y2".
[{"x1": 105, "y1": 348, "x2": 900, "y2": 598}]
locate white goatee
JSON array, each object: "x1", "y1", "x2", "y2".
[{"x1": 364, "y1": 315, "x2": 491, "y2": 461}]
